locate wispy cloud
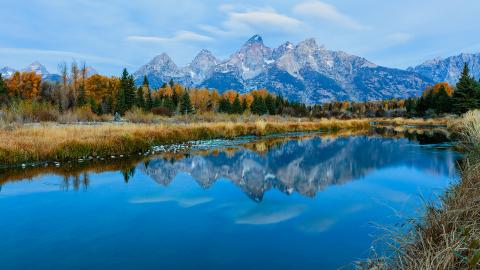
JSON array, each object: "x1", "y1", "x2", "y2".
[
  {"x1": 201, "y1": 7, "x2": 302, "y2": 37},
  {"x1": 126, "y1": 31, "x2": 213, "y2": 43},
  {"x1": 294, "y1": 1, "x2": 369, "y2": 30},
  {"x1": 235, "y1": 204, "x2": 305, "y2": 225},
  {"x1": 0, "y1": 47, "x2": 126, "y2": 65}
]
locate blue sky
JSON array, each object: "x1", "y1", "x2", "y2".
[{"x1": 1, "y1": 0, "x2": 479, "y2": 75}]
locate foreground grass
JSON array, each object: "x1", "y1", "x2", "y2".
[
  {"x1": 363, "y1": 110, "x2": 480, "y2": 270},
  {"x1": 0, "y1": 117, "x2": 451, "y2": 166}
]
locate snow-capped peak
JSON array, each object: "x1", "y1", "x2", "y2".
[
  {"x1": 0, "y1": 66, "x2": 16, "y2": 78},
  {"x1": 245, "y1": 34, "x2": 263, "y2": 45},
  {"x1": 23, "y1": 61, "x2": 50, "y2": 75}
]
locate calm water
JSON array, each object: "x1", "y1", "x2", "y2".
[{"x1": 0, "y1": 131, "x2": 460, "y2": 269}]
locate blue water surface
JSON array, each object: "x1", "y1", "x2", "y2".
[{"x1": 0, "y1": 135, "x2": 461, "y2": 269}]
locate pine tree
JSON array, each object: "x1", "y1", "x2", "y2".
[
  {"x1": 145, "y1": 90, "x2": 153, "y2": 111},
  {"x1": 218, "y1": 98, "x2": 231, "y2": 113},
  {"x1": 453, "y1": 63, "x2": 479, "y2": 113},
  {"x1": 180, "y1": 90, "x2": 194, "y2": 114},
  {"x1": 118, "y1": 68, "x2": 135, "y2": 113},
  {"x1": 265, "y1": 95, "x2": 275, "y2": 115},
  {"x1": 169, "y1": 79, "x2": 174, "y2": 88},
  {"x1": 0, "y1": 73, "x2": 8, "y2": 105},
  {"x1": 231, "y1": 95, "x2": 242, "y2": 114},
  {"x1": 251, "y1": 95, "x2": 268, "y2": 115},
  {"x1": 135, "y1": 87, "x2": 145, "y2": 109},
  {"x1": 241, "y1": 98, "x2": 248, "y2": 112},
  {"x1": 434, "y1": 86, "x2": 452, "y2": 114},
  {"x1": 163, "y1": 96, "x2": 176, "y2": 114}
]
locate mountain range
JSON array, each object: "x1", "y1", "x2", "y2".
[
  {"x1": 1, "y1": 35, "x2": 479, "y2": 103},
  {"x1": 408, "y1": 53, "x2": 480, "y2": 85}
]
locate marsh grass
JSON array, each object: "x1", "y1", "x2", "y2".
[
  {"x1": 0, "y1": 116, "x2": 453, "y2": 166},
  {"x1": 361, "y1": 110, "x2": 480, "y2": 270}
]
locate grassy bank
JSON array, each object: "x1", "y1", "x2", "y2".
[
  {"x1": 364, "y1": 110, "x2": 480, "y2": 269},
  {"x1": 0, "y1": 116, "x2": 451, "y2": 166}
]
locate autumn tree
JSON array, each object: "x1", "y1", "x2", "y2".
[{"x1": 5, "y1": 71, "x2": 41, "y2": 100}]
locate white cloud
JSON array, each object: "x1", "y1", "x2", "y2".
[
  {"x1": 294, "y1": 1, "x2": 368, "y2": 30},
  {"x1": 0, "y1": 47, "x2": 125, "y2": 65},
  {"x1": 126, "y1": 31, "x2": 213, "y2": 43},
  {"x1": 201, "y1": 8, "x2": 302, "y2": 37}
]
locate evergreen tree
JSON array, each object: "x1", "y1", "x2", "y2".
[
  {"x1": 0, "y1": 73, "x2": 8, "y2": 105},
  {"x1": 88, "y1": 97, "x2": 100, "y2": 115},
  {"x1": 142, "y1": 75, "x2": 149, "y2": 89},
  {"x1": 251, "y1": 95, "x2": 268, "y2": 115},
  {"x1": 218, "y1": 98, "x2": 231, "y2": 113},
  {"x1": 434, "y1": 86, "x2": 452, "y2": 114},
  {"x1": 231, "y1": 95, "x2": 243, "y2": 114},
  {"x1": 152, "y1": 95, "x2": 161, "y2": 108},
  {"x1": 169, "y1": 79, "x2": 174, "y2": 88},
  {"x1": 241, "y1": 98, "x2": 248, "y2": 112},
  {"x1": 118, "y1": 68, "x2": 135, "y2": 113},
  {"x1": 265, "y1": 95, "x2": 275, "y2": 115},
  {"x1": 405, "y1": 98, "x2": 415, "y2": 116},
  {"x1": 172, "y1": 87, "x2": 179, "y2": 107},
  {"x1": 145, "y1": 90, "x2": 153, "y2": 111},
  {"x1": 180, "y1": 90, "x2": 194, "y2": 114},
  {"x1": 163, "y1": 96, "x2": 176, "y2": 114},
  {"x1": 452, "y1": 63, "x2": 479, "y2": 113},
  {"x1": 116, "y1": 86, "x2": 127, "y2": 114},
  {"x1": 135, "y1": 87, "x2": 145, "y2": 109}
]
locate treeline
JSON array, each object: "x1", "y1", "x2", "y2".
[
  {"x1": 1, "y1": 62, "x2": 479, "y2": 119},
  {"x1": 311, "y1": 64, "x2": 480, "y2": 118},
  {"x1": 0, "y1": 63, "x2": 308, "y2": 117}
]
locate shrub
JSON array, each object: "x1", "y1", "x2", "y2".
[{"x1": 124, "y1": 107, "x2": 157, "y2": 123}]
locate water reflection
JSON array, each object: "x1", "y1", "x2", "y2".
[
  {"x1": 142, "y1": 135, "x2": 458, "y2": 202},
  {"x1": 0, "y1": 128, "x2": 459, "y2": 201}
]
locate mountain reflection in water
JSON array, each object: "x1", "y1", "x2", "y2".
[
  {"x1": 0, "y1": 130, "x2": 459, "y2": 201},
  {"x1": 142, "y1": 135, "x2": 458, "y2": 201}
]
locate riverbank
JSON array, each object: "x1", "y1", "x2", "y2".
[
  {"x1": 0, "y1": 117, "x2": 452, "y2": 166},
  {"x1": 364, "y1": 110, "x2": 480, "y2": 269}
]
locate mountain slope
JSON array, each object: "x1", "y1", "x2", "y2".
[
  {"x1": 133, "y1": 35, "x2": 433, "y2": 103},
  {"x1": 408, "y1": 53, "x2": 480, "y2": 85}
]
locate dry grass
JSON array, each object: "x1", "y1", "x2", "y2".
[
  {"x1": 0, "y1": 116, "x2": 453, "y2": 166},
  {"x1": 0, "y1": 118, "x2": 372, "y2": 165},
  {"x1": 362, "y1": 110, "x2": 480, "y2": 270}
]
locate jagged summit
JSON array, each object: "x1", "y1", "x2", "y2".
[
  {"x1": 245, "y1": 34, "x2": 263, "y2": 45},
  {"x1": 133, "y1": 36, "x2": 434, "y2": 103}
]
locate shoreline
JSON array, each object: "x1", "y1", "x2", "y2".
[
  {"x1": 364, "y1": 110, "x2": 480, "y2": 270},
  {"x1": 0, "y1": 117, "x2": 452, "y2": 166}
]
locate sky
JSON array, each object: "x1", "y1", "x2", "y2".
[{"x1": 1, "y1": 0, "x2": 479, "y2": 75}]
